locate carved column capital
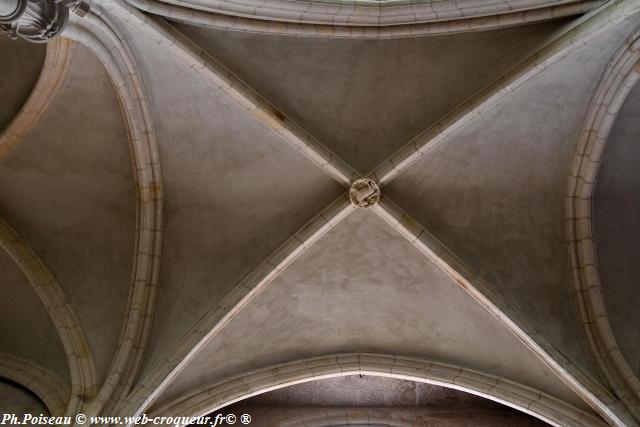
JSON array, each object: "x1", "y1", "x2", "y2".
[{"x1": 0, "y1": 0, "x2": 89, "y2": 43}]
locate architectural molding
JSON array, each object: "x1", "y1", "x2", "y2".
[
  {"x1": 369, "y1": 0, "x2": 640, "y2": 185},
  {"x1": 101, "y1": 3, "x2": 640, "y2": 421},
  {"x1": 118, "y1": 195, "x2": 355, "y2": 421},
  {"x1": 274, "y1": 409, "x2": 425, "y2": 427},
  {"x1": 271, "y1": 407, "x2": 551, "y2": 426},
  {"x1": 277, "y1": 409, "x2": 411, "y2": 427},
  {"x1": 0, "y1": 216, "x2": 97, "y2": 416},
  {"x1": 0, "y1": 0, "x2": 89, "y2": 43},
  {"x1": 151, "y1": 353, "x2": 607, "y2": 427},
  {"x1": 0, "y1": 352, "x2": 70, "y2": 417},
  {"x1": 125, "y1": 0, "x2": 601, "y2": 39},
  {"x1": 0, "y1": 0, "x2": 637, "y2": 424},
  {"x1": 371, "y1": 198, "x2": 637, "y2": 427},
  {"x1": 95, "y1": 0, "x2": 358, "y2": 187},
  {"x1": 63, "y1": 5, "x2": 164, "y2": 416},
  {"x1": 566, "y1": 26, "x2": 640, "y2": 420},
  {"x1": 0, "y1": 37, "x2": 75, "y2": 161},
  {"x1": 349, "y1": 178, "x2": 380, "y2": 208}
]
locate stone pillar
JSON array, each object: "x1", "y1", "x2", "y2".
[{"x1": 0, "y1": 0, "x2": 89, "y2": 43}]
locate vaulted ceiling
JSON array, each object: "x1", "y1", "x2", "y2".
[
  {"x1": 1, "y1": 0, "x2": 640, "y2": 426},
  {"x1": 212, "y1": 375, "x2": 550, "y2": 426}
]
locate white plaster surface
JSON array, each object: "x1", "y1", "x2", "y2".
[
  {"x1": 108, "y1": 18, "x2": 345, "y2": 378},
  {"x1": 386, "y1": 20, "x2": 638, "y2": 383},
  {"x1": 176, "y1": 21, "x2": 566, "y2": 173},
  {"x1": 155, "y1": 209, "x2": 590, "y2": 412}
]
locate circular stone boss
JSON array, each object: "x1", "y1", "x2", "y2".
[{"x1": 349, "y1": 178, "x2": 380, "y2": 208}]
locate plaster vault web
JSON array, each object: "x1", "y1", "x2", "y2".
[{"x1": 1, "y1": 0, "x2": 640, "y2": 426}]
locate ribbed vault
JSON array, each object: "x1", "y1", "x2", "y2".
[
  {"x1": 0, "y1": 43, "x2": 135, "y2": 385},
  {"x1": 385, "y1": 17, "x2": 638, "y2": 381},
  {"x1": 1, "y1": 0, "x2": 640, "y2": 425},
  {"x1": 593, "y1": 82, "x2": 640, "y2": 379},
  {"x1": 155, "y1": 209, "x2": 590, "y2": 412},
  {"x1": 176, "y1": 20, "x2": 568, "y2": 173}
]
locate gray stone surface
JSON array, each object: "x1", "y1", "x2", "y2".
[
  {"x1": 0, "y1": 249, "x2": 68, "y2": 381},
  {"x1": 0, "y1": 45, "x2": 135, "y2": 382},
  {"x1": 0, "y1": 38, "x2": 45, "y2": 133},
  {"x1": 214, "y1": 406, "x2": 548, "y2": 427},
  {"x1": 157, "y1": 209, "x2": 587, "y2": 411},
  {"x1": 593, "y1": 82, "x2": 640, "y2": 377},
  {"x1": 385, "y1": 21, "x2": 636, "y2": 382},
  {"x1": 110, "y1": 20, "x2": 345, "y2": 378},
  {"x1": 176, "y1": 20, "x2": 567, "y2": 173},
  {"x1": 3, "y1": 2, "x2": 640, "y2": 422},
  {"x1": 213, "y1": 376, "x2": 548, "y2": 426},
  {"x1": 231, "y1": 375, "x2": 528, "y2": 408},
  {"x1": 0, "y1": 380, "x2": 49, "y2": 416}
]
